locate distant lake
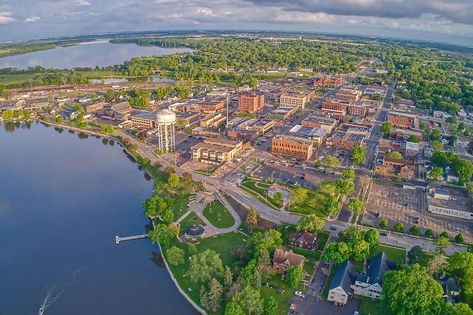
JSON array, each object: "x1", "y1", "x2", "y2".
[
  {"x1": 0, "y1": 122, "x2": 196, "y2": 315},
  {"x1": 0, "y1": 40, "x2": 192, "y2": 69}
]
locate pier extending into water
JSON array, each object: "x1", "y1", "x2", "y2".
[{"x1": 115, "y1": 234, "x2": 148, "y2": 245}]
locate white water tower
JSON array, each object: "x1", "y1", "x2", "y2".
[{"x1": 156, "y1": 109, "x2": 176, "y2": 153}]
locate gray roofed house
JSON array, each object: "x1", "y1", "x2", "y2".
[
  {"x1": 327, "y1": 260, "x2": 356, "y2": 305},
  {"x1": 352, "y1": 252, "x2": 397, "y2": 299}
]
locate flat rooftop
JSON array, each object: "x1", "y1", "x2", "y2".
[{"x1": 428, "y1": 187, "x2": 473, "y2": 213}]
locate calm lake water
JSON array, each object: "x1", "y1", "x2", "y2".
[
  {"x1": 0, "y1": 41, "x2": 192, "y2": 69},
  {"x1": 0, "y1": 123, "x2": 196, "y2": 315}
]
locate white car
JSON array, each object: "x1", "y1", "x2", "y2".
[{"x1": 294, "y1": 291, "x2": 305, "y2": 298}]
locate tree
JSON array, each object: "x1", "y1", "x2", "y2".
[
  {"x1": 296, "y1": 214, "x2": 325, "y2": 233},
  {"x1": 323, "y1": 155, "x2": 341, "y2": 169},
  {"x1": 224, "y1": 266, "x2": 233, "y2": 289},
  {"x1": 435, "y1": 236, "x2": 451, "y2": 251},
  {"x1": 379, "y1": 219, "x2": 388, "y2": 229},
  {"x1": 383, "y1": 264, "x2": 444, "y2": 315},
  {"x1": 348, "y1": 198, "x2": 364, "y2": 216},
  {"x1": 427, "y1": 254, "x2": 448, "y2": 278},
  {"x1": 167, "y1": 173, "x2": 180, "y2": 189},
  {"x1": 342, "y1": 168, "x2": 355, "y2": 180},
  {"x1": 467, "y1": 182, "x2": 473, "y2": 199},
  {"x1": 286, "y1": 265, "x2": 303, "y2": 288},
  {"x1": 440, "y1": 231, "x2": 449, "y2": 238},
  {"x1": 340, "y1": 226, "x2": 363, "y2": 243},
  {"x1": 381, "y1": 122, "x2": 392, "y2": 138},
  {"x1": 257, "y1": 249, "x2": 274, "y2": 280},
  {"x1": 455, "y1": 233, "x2": 464, "y2": 243},
  {"x1": 149, "y1": 223, "x2": 177, "y2": 247},
  {"x1": 2, "y1": 109, "x2": 13, "y2": 121},
  {"x1": 232, "y1": 285, "x2": 263, "y2": 315},
  {"x1": 335, "y1": 179, "x2": 355, "y2": 196},
  {"x1": 409, "y1": 225, "x2": 420, "y2": 235},
  {"x1": 323, "y1": 241, "x2": 350, "y2": 263},
  {"x1": 425, "y1": 228, "x2": 435, "y2": 238},
  {"x1": 394, "y1": 222, "x2": 404, "y2": 232},
  {"x1": 408, "y1": 135, "x2": 421, "y2": 143},
  {"x1": 431, "y1": 140, "x2": 444, "y2": 152},
  {"x1": 351, "y1": 145, "x2": 367, "y2": 165},
  {"x1": 161, "y1": 208, "x2": 174, "y2": 224},
  {"x1": 224, "y1": 301, "x2": 244, "y2": 315},
  {"x1": 430, "y1": 129, "x2": 442, "y2": 142},
  {"x1": 291, "y1": 187, "x2": 309, "y2": 206},
  {"x1": 205, "y1": 278, "x2": 223, "y2": 312},
  {"x1": 251, "y1": 230, "x2": 282, "y2": 256},
  {"x1": 448, "y1": 252, "x2": 473, "y2": 305},
  {"x1": 408, "y1": 246, "x2": 428, "y2": 265},
  {"x1": 386, "y1": 151, "x2": 403, "y2": 160},
  {"x1": 166, "y1": 246, "x2": 185, "y2": 266},
  {"x1": 428, "y1": 167, "x2": 444, "y2": 181},
  {"x1": 246, "y1": 207, "x2": 258, "y2": 228},
  {"x1": 22, "y1": 110, "x2": 31, "y2": 120},
  {"x1": 364, "y1": 229, "x2": 380, "y2": 253},
  {"x1": 442, "y1": 302, "x2": 473, "y2": 315},
  {"x1": 273, "y1": 192, "x2": 283, "y2": 207},
  {"x1": 350, "y1": 239, "x2": 371, "y2": 262},
  {"x1": 187, "y1": 249, "x2": 224, "y2": 283},
  {"x1": 263, "y1": 296, "x2": 278, "y2": 315}
]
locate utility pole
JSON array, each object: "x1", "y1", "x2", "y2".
[{"x1": 226, "y1": 92, "x2": 230, "y2": 130}]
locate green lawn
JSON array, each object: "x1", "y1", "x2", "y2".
[
  {"x1": 359, "y1": 298, "x2": 393, "y2": 315},
  {"x1": 321, "y1": 263, "x2": 337, "y2": 300},
  {"x1": 316, "y1": 232, "x2": 330, "y2": 251},
  {"x1": 375, "y1": 245, "x2": 406, "y2": 264},
  {"x1": 286, "y1": 190, "x2": 327, "y2": 217},
  {"x1": 203, "y1": 200, "x2": 235, "y2": 229},
  {"x1": 179, "y1": 212, "x2": 205, "y2": 231},
  {"x1": 172, "y1": 192, "x2": 191, "y2": 218},
  {"x1": 261, "y1": 274, "x2": 300, "y2": 315},
  {"x1": 240, "y1": 177, "x2": 281, "y2": 209}
]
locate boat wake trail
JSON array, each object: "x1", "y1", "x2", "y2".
[{"x1": 38, "y1": 266, "x2": 88, "y2": 314}]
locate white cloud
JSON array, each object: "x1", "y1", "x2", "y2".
[
  {"x1": 0, "y1": 11, "x2": 15, "y2": 24},
  {"x1": 68, "y1": 0, "x2": 91, "y2": 6},
  {"x1": 24, "y1": 16, "x2": 40, "y2": 23}
]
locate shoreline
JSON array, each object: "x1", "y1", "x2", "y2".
[{"x1": 37, "y1": 119, "x2": 206, "y2": 314}]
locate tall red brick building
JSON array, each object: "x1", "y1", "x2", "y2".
[{"x1": 238, "y1": 94, "x2": 265, "y2": 113}]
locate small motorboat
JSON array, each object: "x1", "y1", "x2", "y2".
[{"x1": 38, "y1": 306, "x2": 45, "y2": 315}]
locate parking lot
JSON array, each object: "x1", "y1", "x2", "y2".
[
  {"x1": 317, "y1": 147, "x2": 352, "y2": 168},
  {"x1": 363, "y1": 181, "x2": 473, "y2": 241}
]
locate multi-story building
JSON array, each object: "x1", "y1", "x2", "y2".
[
  {"x1": 271, "y1": 134, "x2": 314, "y2": 160},
  {"x1": 313, "y1": 75, "x2": 343, "y2": 88},
  {"x1": 280, "y1": 92, "x2": 309, "y2": 109},
  {"x1": 374, "y1": 152, "x2": 416, "y2": 179},
  {"x1": 200, "y1": 113, "x2": 226, "y2": 128},
  {"x1": 195, "y1": 99, "x2": 226, "y2": 113},
  {"x1": 130, "y1": 111, "x2": 157, "y2": 129},
  {"x1": 328, "y1": 260, "x2": 355, "y2": 305},
  {"x1": 237, "y1": 118, "x2": 274, "y2": 135},
  {"x1": 86, "y1": 102, "x2": 106, "y2": 113},
  {"x1": 272, "y1": 247, "x2": 305, "y2": 275},
  {"x1": 238, "y1": 94, "x2": 265, "y2": 113},
  {"x1": 327, "y1": 124, "x2": 369, "y2": 150},
  {"x1": 176, "y1": 111, "x2": 201, "y2": 127},
  {"x1": 289, "y1": 125, "x2": 327, "y2": 145},
  {"x1": 427, "y1": 187, "x2": 473, "y2": 220},
  {"x1": 301, "y1": 113, "x2": 338, "y2": 133},
  {"x1": 191, "y1": 138, "x2": 242, "y2": 164},
  {"x1": 387, "y1": 111, "x2": 418, "y2": 129},
  {"x1": 321, "y1": 99, "x2": 349, "y2": 117}
]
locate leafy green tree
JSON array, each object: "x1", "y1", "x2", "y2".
[
  {"x1": 323, "y1": 155, "x2": 340, "y2": 169},
  {"x1": 383, "y1": 264, "x2": 444, "y2": 315},
  {"x1": 340, "y1": 226, "x2": 363, "y2": 242},
  {"x1": 342, "y1": 168, "x2": 355, "y2": 180},
  {"x1": 448, "y1": 252, "x2": 473, "y2": 305},
  {"x1": 224, "y1": 266, "x2": 233, "y2": 289},
  {"x1": 161, "y1": 208, "x2": 174, "y2": 224},
  {"x1": 408, "y1": 246, "x2": 428, "y2": 265},
  {"x1": 348, "y1": 198, "x2": 364, "y2": 216},
  {"x1": 410, "y1": 225, "x2": 420, "y2": 235},
  {"x1": 167, "y1": 173, "x2": 180, "y2": 189},
  {"x1": 2, "y1": 109, "x2": 14, "y2": 120},
  {"x1": 104, "y1": 90, "x2": 117, "y2": 102},
  {"x1": 257, "y1": 249, "x2": 274, "y2": 280},
  {"x1": 232, "y1": 285, "x2": 263, "y2": 315},
  {"x1": 442, "y1": 302, "x2": 473, "y2": 315},
  {"x1": 431, "y1": 140, "x2": 444, "y2": 152},
  {"x1": 427, "y1": 254, "x2": 448, "y2": 279},
  {"x1": 286, "y1": 265, "x2": 303, "y2": 288},
  {"x1": 205, "y1": 278, "x2": 223, "y2": 312},
  {"x1": 166, "y1": 246, "x2": 185, "y2": 266},
  {"x1": 417, "y1": 229, "x2": 431, "y2": 239},
  {"x1": 379, "y1": 219, "x2": 388, "y2": 229},
  {"x1": 364, "y1": 228, "x2": 380, "y2": 253},
  {"x1": 323, "y1": 241, "x2": 350, "y2": 263},
  {"x1": 149, "y1": 223, "x2": 178, "y2": 247},
  {"x1": 381, "y1": 122, "x2": 392, "y2": 138},
  {"x1": 291, "y1": 187, "x2": 309, "y2": 206},
  {"x1": 53, "y1": 116, "x2": 63, "y2": 124},
  {"x1": 430, "y1": 129, "x2": 442, "y2": 142},
  {"x1": 435, "y1": 236, "x2": 450, "y2": 251},
  {"x1": 263, "y1": 296, "x2": 278, "y2": 315},
  {"x1": 428, "y1": 167, "x2": 444, "y2": 181},
  {"x1": 455, "y1": 233, "x2": 464, "y2": 243},
  {"x1": 335, "y1": 179, "x2": 355, "y2": 196},
  {"x1": 467, "y1": 182, "x2": 473, "y2": 199},
  {"x1": 394, "y1": 222, "x2": 404, "y2": 232},
  {"x1": 273, "y1": 192, "x2": 283, "y2": 207},
  {"x1": 386, "y1": 151, "x2": 403, "y2": 160},
  {"x1": 188, "y1": 249, "x2": 224, "y2": 283},
  {"x1": 251, "y1": 230, "x2": 282, "y2": 256},
  {"x1": 351, "y1": 145, "x2": 367, "y2": 165},
  {"x1": 351, "y1": 239, "x2": 371, "y2": 262},
  {"x1": 440, "y1": 231, "x2": 449, "y2": 238},
  {"x1": 296, "y1": 214, "x2": 325, "y2": 233},
  {"x1": 408, "y1": 135, "x2": 421, "y2": 143},
  {"x1": 22, "y1": 110, "x2": 31, "y2": 120},
  {"x1": 224, "y1": 301, "x2": 244, "y2": 315}
]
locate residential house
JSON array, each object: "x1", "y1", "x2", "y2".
[
  {"x1": 272, "y1": 247, "x2": 305, "y2": 275},
  {"x1": 289, "y1": 231, "x2": 317, "y2": 250},
  {"x1": 328, "y1": 260, "x2": 356, "y2": 305}
]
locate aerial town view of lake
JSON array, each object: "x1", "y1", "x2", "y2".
[
  {"x1": 0, "y1": 123, "x2": 195, "y2": 315},
  {"x1": 0, "y1": 41, "x2": 192, "y2": 69}
]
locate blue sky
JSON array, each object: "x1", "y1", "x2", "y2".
[{"x1": 1, "y1": 0, "x2": 472, "y2": 46}]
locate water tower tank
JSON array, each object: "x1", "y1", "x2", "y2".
[{"x1": 156, "y1": 109, "x2": 176, "y2": 125}]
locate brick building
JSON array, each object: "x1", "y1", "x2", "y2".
[
  {"x1": 374, "y1": 153, "x2": 416, "y2": 179},
  {"x1": 387, "y1": 111, "x2": 418, "y2": 129},
  {"x1": 313, "y1": 75, "x2": 343, "y2": 88},
  {"x1": 195, "y1": 99, "x2": 226, "y2": 113},
  {"x1": 130, "y1": 111, "x2": 156, "y2": 129},
  {"x1": 191, "y1": 138, "x2": 242, "y2": 164},
  {"x1": 238, "y1": 94, "x2": 265, "y2": 113},
  {"x1": 271, "y1": 134, "x2": 314, "y2": 160},
  {"x1": 301, "y1": 113, "x2": 338, "y2": 133}
]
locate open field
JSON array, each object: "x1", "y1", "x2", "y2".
[{"x1": 203, "y1": 200, "x2": 235, "y2": 228}]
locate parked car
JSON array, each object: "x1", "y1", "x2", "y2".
[{"x1": 294, "y1": 291, "x2": 305, "y2": 298}]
